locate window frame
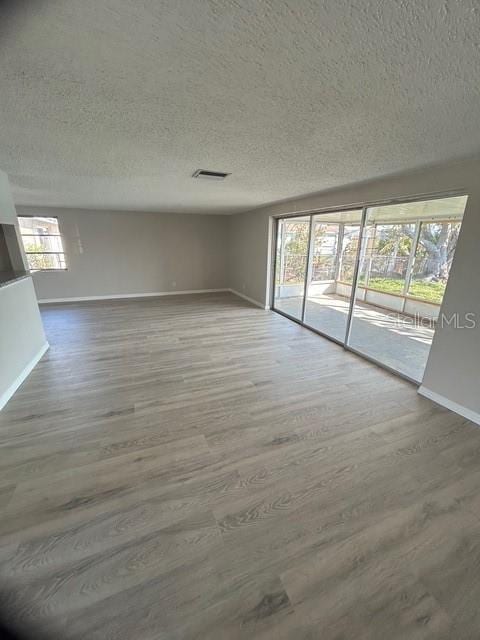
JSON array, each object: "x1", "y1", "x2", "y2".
[{"x1": 17, "y1": 215, "x2": 67, "y2": 272}]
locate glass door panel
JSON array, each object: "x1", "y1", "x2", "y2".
[
  {"x1": 347, "y1": 195, "x2": 468, "y2": 382},
  {"x1": 407, "y1": 220, "x2": 462, "y2": 304},
  {"x1": 273, "y1": 216, "x2": 310, "y2": 320},
  {"x1": 304, "y1": 210, "x2": 363, "y2": 342}
]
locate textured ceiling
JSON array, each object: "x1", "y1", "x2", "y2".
[{"x1": 1, "y1": 0, "x2": 480, "y2": 214}]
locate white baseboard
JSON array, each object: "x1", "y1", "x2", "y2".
[
  {"x1": 0, "y1": 342, "x2": 49, "y2": 411},
  {"x1": 37, "y1": 287, "x2": 271, "y2": 310},
  {"x1": 38, "y1": 288, "x2": 229, "y2": 304},
  {"x1": 229, "y1": 288, "x2": 269, "y2": 310},
  {"x1": 418, "y1": 385, "x2": 480, "y2": 426}
]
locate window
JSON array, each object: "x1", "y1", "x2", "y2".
[
  {"x1": 407, "y1": 220, "x2": 462, "y2": 304},
  {"x1": 310, "y1": 223, "x2": 339, "y2": 281},
  {"x1": 338, "y1": 224, "x2": 361, "y2": 284},
  {"x1": 358, "y1": 223, "x2": 415, "y2": 294},
  {"x1": 18, "y1": 216, "x2": 66, "y2": 271}
]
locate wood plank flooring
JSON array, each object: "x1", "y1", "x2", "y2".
[{"x1": 1, "y1": 292, "x2": 480, "y2": 639}]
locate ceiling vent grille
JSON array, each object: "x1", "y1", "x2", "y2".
[{"x1": 192, "y1": 169, "x2": 230, "y2": 180}]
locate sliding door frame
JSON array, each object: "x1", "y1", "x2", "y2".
[
  {"x1": 271, "y1": 189, "x2": 467, "y2": 385},
  {"x1": 343, "y1": 207, "x2": 367, "y2": 345},
  {"x1": 300, "y1": 215, "x2": 315, "y2": 323}
]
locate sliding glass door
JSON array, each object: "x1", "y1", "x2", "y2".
[
  {"x1": 348, "y1": 196, "x2": 467, "y2": 381},
  {"x1": 303, "y1": 210, "x2": 362, "y2": 342},
  {"x1": 272, "y1": 195, "x2": 468, "y2": 383},
  {"x1": 273, "y1": 216, "x2": 310, "y2": 320}
]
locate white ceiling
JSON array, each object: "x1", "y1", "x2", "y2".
[{"x1": 1, "y1": 0, "x2": 480, "y2": 214}]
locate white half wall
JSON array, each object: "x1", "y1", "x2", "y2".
[
  {"x1": 0, "y1": 170, "x2": 48, "y2": 410},
  {"x1": 228, "y1": 155, "x2": 480, "y2": 419},
  {"x1": 16, "y1": 207, "x2": 230, "y2": 302},
  {"x1": 0, "y1": 278, "x2": 48, "y2": 409}
]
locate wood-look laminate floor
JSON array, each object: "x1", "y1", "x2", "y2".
[{"x1": 1, "y1": 292, "x2": 480, "y2": 639}]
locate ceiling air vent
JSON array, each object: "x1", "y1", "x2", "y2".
[{"x1": 192, "y1": 169, "x2": 230, "y2": 180}]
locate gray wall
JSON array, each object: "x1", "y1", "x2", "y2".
[
  {"x1": 228, "y1": 156, "x2": 480, "y2": 417},
  {"x1": 0, "y1": 170, "x2": 47, "y2": 409},
  {"x1": 228, "y1": 209, "x2": 274, "y2": 307},
  {"x1": 16, "y1": 207, "x2": 230, "y2": 301}
]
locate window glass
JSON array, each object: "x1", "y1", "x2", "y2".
[
  {"x1": 408, "y1": 221, "x2": 461, "y2": 304},
  {"x1": 18, "y1": 216, "x2": 67, "y2": 271}
]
